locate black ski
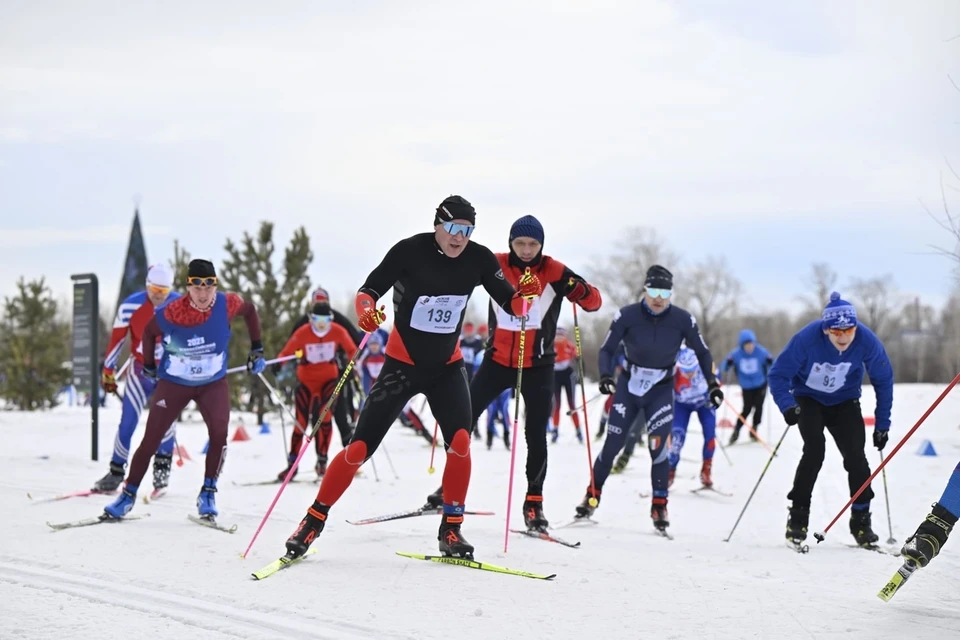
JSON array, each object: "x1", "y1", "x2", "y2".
[
  {"x1": 47, "y1": 513, "x2": 150, "y2": 531},
  {"x1": 188, "y1": 514, "x2": 238, "y2": 533},
  {"x1": 691, "y1": 486, "x2": 733, "y2": 497},
  {"x1": 346, "y1": 507, "x2": 494, "y2": 526},
  {"x1": 510, "y1": 529, "x2": 580, "y2": 548}
]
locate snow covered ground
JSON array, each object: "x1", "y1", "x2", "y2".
[{"x1": 2, "y1": 382, "x2": 959, "y2": 640}]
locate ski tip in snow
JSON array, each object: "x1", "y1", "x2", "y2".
[
  {"x1": 250, "y1": 548, "x2": 319, "y2": 580},
  {"x1": 187, "y1": 514, "x2": 238, "y2": 533}
]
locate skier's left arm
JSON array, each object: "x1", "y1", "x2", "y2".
[{"x1": 863, "y1": 332, "x2": 894, "y2": 432}]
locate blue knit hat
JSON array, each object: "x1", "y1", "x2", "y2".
[
  {"x1": 822, "y1": 291, "x2": 857, "y2": 330},
  {"x1": 509, "y1": 215, "x2": 544, "y2": 245}
]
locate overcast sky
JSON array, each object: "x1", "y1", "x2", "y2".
[{"x1": 2, "y1": 0, "x2": 958, "y2": 327}]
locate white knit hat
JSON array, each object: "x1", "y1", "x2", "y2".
[{"x1": 146, "y1": 263, "x2": 174, "y2": 288}]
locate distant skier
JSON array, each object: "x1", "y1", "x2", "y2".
[
  {"x1": 723, "y1": 329, "x2": 774, "y2": 444},
  {"x1": 93, "y1": 264, "x2": 180, "y2": 494},
  {"x1": 550, "y1": 327, "x2": 582, "y2": 442},
  {"x1": 667, "y1": 346, "x2": 718, "y2": 488}
]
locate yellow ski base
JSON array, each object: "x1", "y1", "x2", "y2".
[{"x1": 396, "y1": 551, "x2": 555, "y2": 580}]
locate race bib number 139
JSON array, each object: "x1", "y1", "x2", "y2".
[{"x1": 410, "y1": 295, "x2": 468, "y2": 334}]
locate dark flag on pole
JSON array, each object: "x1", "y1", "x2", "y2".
[{"x1": 115, "y1": 208, "x2": 150, "y2": 314}]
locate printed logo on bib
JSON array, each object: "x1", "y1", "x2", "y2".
[
  {"x1": 410, "y1": 295, "x2": 468, "y2": 334},
  {"x1": 166, "y1": 352, "x2": 225, "y2": 381},
  {"x1": 804, "y1": 361, "x2": 852, "y2": 394},
  {"x1": 305, "y1": 342, "x2": 336, "y2": 364},
  {"x1": 627, "y1": 365, "x2": 667, "y2": 397},
  {"x1": 738, "y1": 358, "x2": 760, "y2": 375},
  {"x1": 494, "y1": 297, "x2": 543, "y2": 331}
]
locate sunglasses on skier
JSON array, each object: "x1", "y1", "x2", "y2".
[
  {"x1": 310, "y1": 314, "x2": 333, "y2": 324},
  {"x1": 187, "y1": 276, "x2": 218, "y2": 287},
  {"x1": 146, "y1": 283, "x2": 171, "y2": 296},
  {"x1": 827, "y1": 326, "x2": 856, "y2": 336},
  {"x1": 441, "y1": 222, "x2": 475, "y2": 238},
  {"x1": 646, "y1": 288, "x2": 672, "y2": 299}
]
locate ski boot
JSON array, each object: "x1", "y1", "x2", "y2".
[
  {"x1": 503, "y1": 428, "x2": 511, "y2": 450},
  {"x1": 786, "y1": 504, "x2": 810, "y2": 542},
  {"x1": 152, "y1": 454, "x2": 172, "y2": 490},
  {"x1": 728, "y1": 428, "x2": 740, "y2": 446},
  {"x1": 197, "y1": 477, "x2": 218, "y2": 518},
  {"x1": 549, "y1": 426, "x2": 559, "y2": 444},
  {"x1": 423, "y1": 485, "x2": 443, "y2": 511},
  {"x1": 574, "y1": 488, "x2": 601, "y2": 519},
  {"x1": 103, "y1": 483, "x2": 138, "y2": 518},
  {"x1": 438, "y1": 506, "x2": 474, "y2": 558},
  {"x1": 595, "y1": 420, "x2": 607, "y2": 441},
  {"x1": 315, "y1": 456, "x2": 328, "y2": 477},
  {"x1": 92, "y1": 461, "x2": 125, "y2": 492},
  {"x1": 901, "y1": 503, "x2": 957, "y2": 567},
  {"x1": 612, "y1": 453, "x2": 630, "y2": 474},
  {"x1": 575, "y1": 428, "x2": 584, "y2": 444},
  {"x1": 651, "y1": 497, "x2": 669, "y2": 532},
  {"x1": 668, "y1": 467, "x2": 676, "y2": 488},
  {"x1": 485, "y1": 426, "x2": 495, "y2": 450},
  {"x1": 286, "y1": 502, "x2": 329, "y2": 560},
  {"x1": 277, "y1": 453, "x2": 298, "y2": 482},
  {"x1": 699, "y1": 459, "x2": 713, "y2": 488},
  {"x1": 850, "y1": 506, "x2": 879, "y2": 546},
  {"x1": 522, "y1": 494, "x2": 549, "y2": 532}
]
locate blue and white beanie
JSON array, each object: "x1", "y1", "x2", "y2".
[{"x1": 822, "y1": 291, "x2": 857, "y2": 330}]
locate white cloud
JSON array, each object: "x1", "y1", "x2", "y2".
[{"x1": 0, "y1": 0, "x2": 957, "y2": 310}]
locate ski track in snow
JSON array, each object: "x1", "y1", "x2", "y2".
[{"x1": 2, "y1": 383, "x2": 959, "y2": 639}]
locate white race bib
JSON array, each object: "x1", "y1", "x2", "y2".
[
  {"x1": 166, "y1": 353, "x2": 225, "y2": 381},
  {"x1": 804, "y1": 361, "x2": 852, "y2": 394},
  {"x1": 738, "y1": 358, "x2": 760, "y2": 375},
  {"x1": 461, "y1": 346, "x2": 476, "y2": 363},
  {"x1": 494, "y1": 297, "x2": 543, "y2": 331},
  {"x1": 627, "y1": 365, "x2": 667, "y2": 397},
  {"x1": 410, "y1": 295, "x2": 468, "y2": 334},
  {"x1": 366, "y1": 362, "x2": 384, "y2": 378},
  {"x1": 305, "y1": 342, "x2": 336, "y2": 364}
]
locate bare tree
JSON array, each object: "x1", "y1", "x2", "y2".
[
  {"x1": 679, "y1": 255, "x2": 742, "y2": 348},
  {"x1": 847, "y1": 274, "x2": 900, "y2": 341},
  {"x1": 798, "y1": 262, "x2": 838, "y2": 312},
  {"x1": 586, "y1": 227, "x2": 680, "y2": 309}
]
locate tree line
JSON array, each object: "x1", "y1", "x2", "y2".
[{"x1": 1, "y1": 207, "x2": 958, "y2": 412}]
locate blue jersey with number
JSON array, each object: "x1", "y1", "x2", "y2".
[
  {"x1": 155, "y1": 292, "x2": 232, "y2": 387},
  {"x1": 768, "y1": 320, "x2": 893, "y2": 430}
]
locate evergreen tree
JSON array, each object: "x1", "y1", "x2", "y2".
[
  {"x1": 0, "y1": 278, "x2": 72, "y2": 410},
  {"x1": 221, "y1": 222, "x2": 313, "y2": 421}
]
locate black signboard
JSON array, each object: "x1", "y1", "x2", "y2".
[{"x1": 71, "y1": 274, "x2": 99, "y2": 461}]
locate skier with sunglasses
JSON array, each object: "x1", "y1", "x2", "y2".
[
  {"x1": 769, "y1": 291, "x2": 894, "y2": 549},
  {"x1": 573, "y1": 265, "x2": 721, "y2": 535}
]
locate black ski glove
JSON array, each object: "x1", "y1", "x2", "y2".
[
  {"x1": 784, "y1": 405, "x2": 801, "y2": 426},
  {"x1": 598, "y1": 376, "x2": 616, "y2": 395},
  {"x1": 873, "y1": 429, "x2": 889, "y2": 451},
  {"x1": 707, "y1": 382, "x2": 723, "y2": 409}
]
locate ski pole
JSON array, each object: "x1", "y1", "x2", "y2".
[
  {"x1": 255, "y1": 372, "x2": 299, "y2": 458},
  {"x1": 241, "y1": 334, "x2": 370, "y2": 559},
  {"x1": 814, "y1": 371, "x2": 960, "y2": 543},
  {"x1": 504, "y1": 286, "x2": 530, "y2": 554},
  {"x1": 724, "y1": 424, "x2": 791, "y2": 542},
  {"x1": 571, "y1": 293, "x2": 598, "y2": 506},
  {"x1": 226, "y1": 353, "x2": 300, "y2": 375},
  {"x1": 879, "y1": 449, "x2": 895, "y2": 545},
  {"x1": 713, "y1": 424, "x2": 734, "y2": 468},
  {"x1": 722, "y1": 397, "x2": 773, "y2": 454},
  {"x1": 427, "y1": 422, "x2": 439, "y2": 474},
  {"x1": 173, "y1": 434, "x2": 186, "y2": 467},
  {"x1": 567, "y1": 393, "x2": 602, "y2": 416},
  {"x1": 369, "y1": 454, "x2": 380, "y2": 482},
  {"x1": 381, "y1": 442, "x2": 399, "y2": 480}
]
